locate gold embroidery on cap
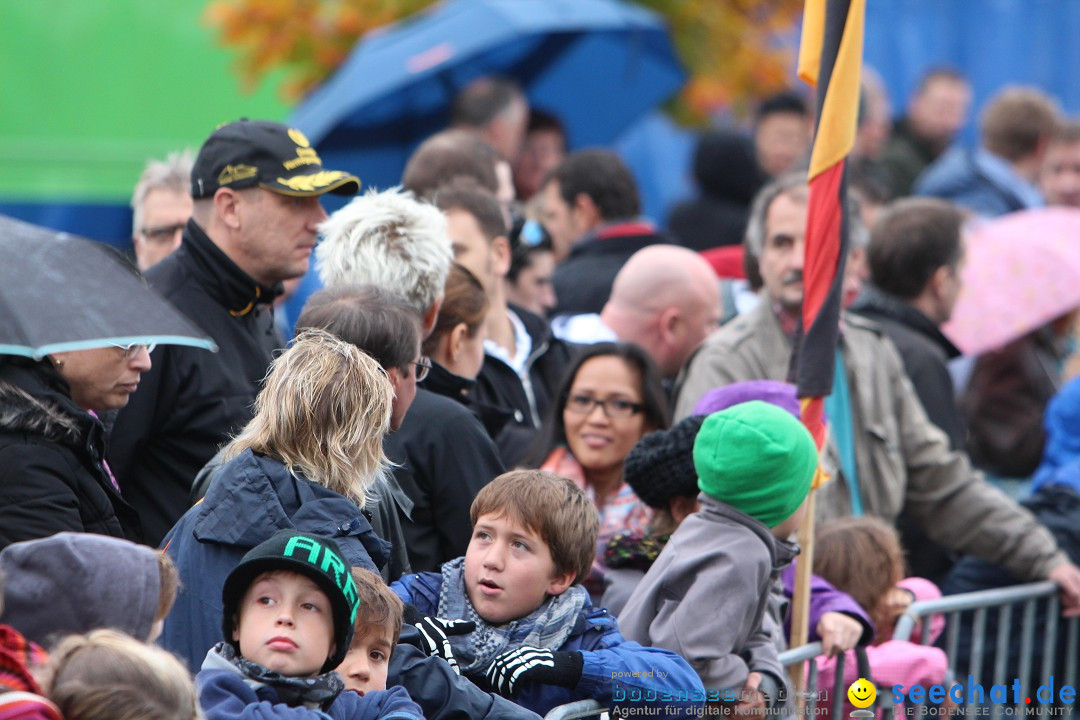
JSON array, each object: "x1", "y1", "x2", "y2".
[
  {"x1": 288, "y1": 128, "x2": 311, "y2": 148},
  {"x1": 283, "y1": 148, "x2": 321, "y2": 170},
  {"x1": 218, "y1": 164, "x2": 258, "y2": 186},
  {"x1": 276, "y1": 171, "x2": 350, "y2": 192}
]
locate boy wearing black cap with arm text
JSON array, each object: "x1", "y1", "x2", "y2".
[
  {"x1": 196, "y1": 530, "x2": 422, "y2": 720},
  {"x1": 619, "y1": 401, "x2": 817, "y2": 713}
]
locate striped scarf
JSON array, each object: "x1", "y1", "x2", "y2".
[{"x1": 436, "y1": 557, "x2": 588, "y2": 677}]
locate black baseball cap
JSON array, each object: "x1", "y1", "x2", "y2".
[
  {"x1": 222, "y1": 530, "x2": 360, "y2": 673},
  {"x1": 191, "y1": 119, "x2": 360, "y2": 199}
]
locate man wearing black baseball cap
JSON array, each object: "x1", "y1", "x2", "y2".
[{"x1": 109, "y1": 120, "x2": 361, "y2": 546}]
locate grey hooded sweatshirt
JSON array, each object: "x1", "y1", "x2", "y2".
[{"x1": 618, "y1": 495, "x2": 797, "y2": 702}]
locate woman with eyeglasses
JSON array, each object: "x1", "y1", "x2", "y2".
[
  {"x1": 526, "y1": 342, "x2": 671, "y2": 598},
  {"x1": 0, "y1": 342, "x2": 153, "y2": 550}
]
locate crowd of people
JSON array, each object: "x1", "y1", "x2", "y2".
[{"x1": 2, "y1": 68, "x2": 1080, "y2": 719}]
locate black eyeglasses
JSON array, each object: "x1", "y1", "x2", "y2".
[
  {"x1": 108, "y1": 342, "x2": 157, "y2": 359},
  {"x1": 140, "y1": 223, "x2": 186, "y2": 243},
  {"x1": 565, "y1": 394, "x2": 644, "y2": 419},
  {"x1": 409, "y1": 356, "x2": 432, "y2": 382}
]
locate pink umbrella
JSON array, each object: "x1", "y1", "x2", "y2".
[{"x1": 943, "y1": 208, "x2": 1080, "y2": 356}]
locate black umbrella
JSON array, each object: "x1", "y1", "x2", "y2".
[{"x1": 0, "y1": 215, "x2": 216, "y2": 359}]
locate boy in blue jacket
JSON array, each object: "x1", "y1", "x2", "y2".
[
  {"x1": 196, "y1": 530, "x2": 423, "y2": 720},
  {"x1": 391, "y1": 469, "x2": 704, "y2": 717}
]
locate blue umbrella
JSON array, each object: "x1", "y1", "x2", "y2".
[
  {"x1": 290, "y1": 0, "x2": 686, "y2": 192},
  {"x1": 0, "y1": 215, "x2": 217, "y2": 359}
]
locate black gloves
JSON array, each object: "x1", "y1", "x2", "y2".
[
  {"x1": 485, "y1": 646, "x2": 584, "y2": 696},
  {"x1": 402, "y1": 604, "x2": 476, "y2": 675}
]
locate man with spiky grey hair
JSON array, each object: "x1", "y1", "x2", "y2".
[{"x1": 316, "y1": 187, "x2": 505, "y2": 574}]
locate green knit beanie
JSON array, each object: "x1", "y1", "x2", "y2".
[{"x1": 693, "y1": 400, "x2": 818, "y2": 528}]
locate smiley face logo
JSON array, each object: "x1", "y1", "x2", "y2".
[{"x1": 847, "y1": 677, "x2": 876, "y2": 709}]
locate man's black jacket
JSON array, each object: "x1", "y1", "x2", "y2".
[{"x1": 108, "y1": 220, "x2": 282, "y2": 545}]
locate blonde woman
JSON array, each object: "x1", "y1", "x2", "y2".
[
  {"x1": 43, "y1": 629, "x2": 200, "y2": 720},
  {"x1": 159, "y1": 329, "x2": 394, "y2": 672}
]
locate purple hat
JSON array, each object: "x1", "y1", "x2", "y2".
[{"x1": 692, "y1": 380, "x2": 824, "y2": 424}]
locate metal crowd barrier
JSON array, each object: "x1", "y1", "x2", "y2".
[
  {"x1": 780, "y1": 581, "x2": 1080, "y2": 717},
  {"x1": 778, "y1": 640, "x2": 897, "y2": 716},
  {"x1": 894, "y1": 580, "x2": 1078, "y2": 716}
]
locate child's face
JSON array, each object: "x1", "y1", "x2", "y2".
[
  {"x1": 464, "y1": 512, "x2": 575, "y2": 624},
  {"x1": 232, "y1": 570, "x2": 335, "y2": 677},
  {"x1": 337, "y1": 626, "x2": 392, "y2": 697}
]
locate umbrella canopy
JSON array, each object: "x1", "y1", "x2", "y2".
[
  {"x1": 0, "y1": 215, "x2": 217, "y2": 359},
  {"x1": 943, "y1": 208, "x2": 1080, "y2": 356},
  {"x1": 290, "y1": 0, "x2": 686, "y2": 191}
]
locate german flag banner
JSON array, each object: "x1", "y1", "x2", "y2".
[
  {"x1": 795, "y1": 0, "x2": 866, "y2": 450},
  {"x1": 788, "y1": 0, "x2": 866, "y2": 678}
]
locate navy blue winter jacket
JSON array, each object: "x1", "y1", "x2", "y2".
[
  {"x1": 392, "y1": 570, "x2": 705, "y2": 717},
  {"x1": 197, "y1": 668, "x2": 422, "y2": 720}
]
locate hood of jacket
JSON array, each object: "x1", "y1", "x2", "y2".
[
  {"x1": 0, "y1": 361, "x2": 94, "y2": 448},
  {"x1": 192, "y1": 449, "x2": 390, "y2": 572},
  {"x1": 692, "y1": 130, "x2": 766, "y2": 204},
  {"x1": 697, "y1": 494, "x2": 799, "y2": 571},
  {"x1": 0, "y1": 531, "x2": 161, "y2": 645},
  {"x1": 1033, "y1": 376, "x2": 1080, "y2": 494}
]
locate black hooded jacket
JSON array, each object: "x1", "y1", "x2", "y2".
[
  {"x1": 383, "y1": 388, "x2": 505, "y2": 573},
  {"x1": 0, "y1": 359, "x2": 141, "y2": 550}
]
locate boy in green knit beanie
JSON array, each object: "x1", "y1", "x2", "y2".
[{"x1": 619, "y1": 400, "x2": 818, "y2": 713}]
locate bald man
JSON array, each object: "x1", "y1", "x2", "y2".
[{"x1": 599, "y1": 245, "x2": 723, "y2": 379}]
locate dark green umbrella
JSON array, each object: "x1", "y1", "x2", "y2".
[{"x1": 0, "y1": 214, "x2": 216, "y2": 359}]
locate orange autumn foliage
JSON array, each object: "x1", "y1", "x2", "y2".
[{"x1": 203, "y1": 0, "x2": 804, "y2": 122}]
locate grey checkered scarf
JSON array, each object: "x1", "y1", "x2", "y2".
[
  {"x1": 204, "y1": 642, "x2": 344, "y2": 710},
  {"x1": 436, "y1": 557, "x2": 588, "y2": 676}
]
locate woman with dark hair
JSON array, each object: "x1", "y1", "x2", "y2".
[
  {"x1": 527, "y1": 342, "x2": 670, "y2": 597},
  {"x1": 420, "y1": 265, "x2": 522, "y2": 446},
  {"x1": 504, "y1": 217, "x2": 557, "y2": 317},
  {"x1": 423, "y1": 264, "x2": 490, "y2": 391}
]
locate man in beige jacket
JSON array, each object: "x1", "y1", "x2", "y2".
[{"x1": 674, "y1": 173, "x2": 1080, "y2": 611}]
